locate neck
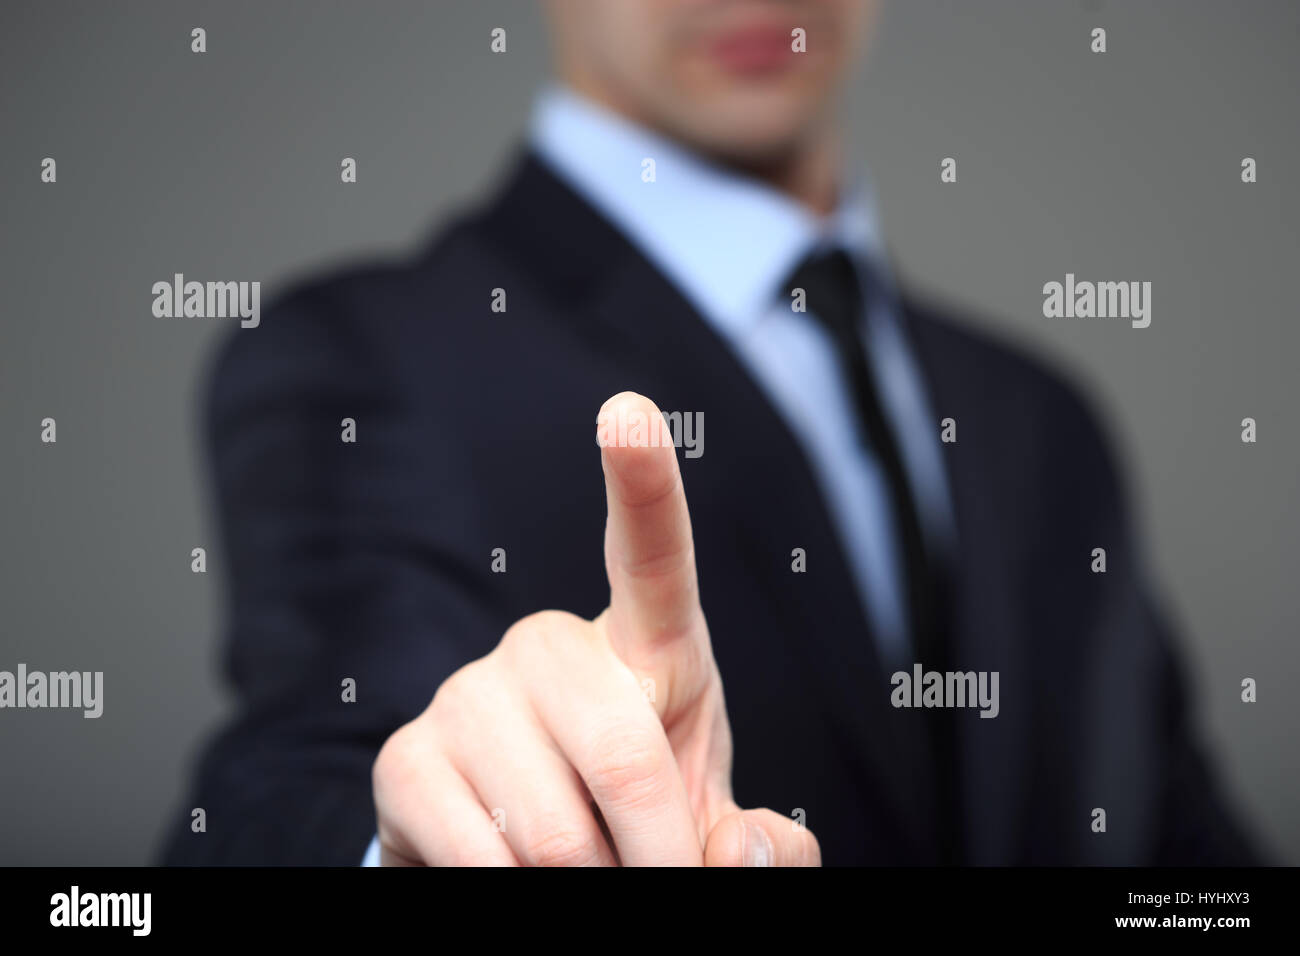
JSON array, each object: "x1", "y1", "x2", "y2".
[
  {"x1": 558, "y1": 74, "x2": 843, "y2": 217},
  {"x1": 725, "y1": 126, "x2": 842, "y2": 216}
]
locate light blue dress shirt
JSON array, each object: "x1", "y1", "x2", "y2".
[
  {"x1": 362, "y1": 86, "x2": 955, "y2": 866},
  {"x1": 530, "y1": 86, "x2": 955, "y2": 658}
]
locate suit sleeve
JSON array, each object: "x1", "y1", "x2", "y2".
[
  {"x1": 1066, "y1": 380, "x2": 1264, "y2": 866},
  {"x1": 159, "y1": 285, "x2": 507, "y2": 865},
  {"x1": 1143, "y1": 589, "x2": 1265, "y2": 865}
]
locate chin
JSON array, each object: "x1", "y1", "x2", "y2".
[{"x1": 672, "y1": 100, "x2": 826, "y2": 166}]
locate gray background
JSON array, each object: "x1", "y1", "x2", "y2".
[{"x1": 1, "y1": 0, "x2": 1296, "y2": 865}]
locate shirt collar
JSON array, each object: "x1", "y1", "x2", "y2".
[{"x1": 528, "y1": 84, "x2": 891, "y2": 339}]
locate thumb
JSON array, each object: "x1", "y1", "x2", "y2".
[{"x1": 704, "y1": 807, "x2": 822, "y2": 867}]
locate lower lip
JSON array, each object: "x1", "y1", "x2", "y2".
[{"x1": 708, "y1": 29, "x2": 797, "y2": 74}]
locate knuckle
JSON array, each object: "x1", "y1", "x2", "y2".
[
  {"x1": 372, "y1": 723, "x2": 421, "y2": 796},
  {"x1": 501, "y1": 609, "x2": 589, "y2": 664},
  {"x1": 431, "y1": 658, "x2": 489, "y2": 711},
  {"x1": 524, "y1": 608, "x2": 588, "y2": 632},
  {"x1": 613, "y1": 538, "x2": 695, "y2": 585},
  {"x1": 584, "y1": 725, "x2": 668, "y2": 806},
  {"x1": 522, "y1": 824, "x2": 605, "y2": 868},
  {"x1": 441, "y1": 848, "x2": 506, "y2": 868},
  {"x1": 428, "y1": 660, "x2": 511, "y2": 746}
]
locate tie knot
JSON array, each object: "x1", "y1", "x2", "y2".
[{"x1": 785, "y1": 248, "x2": 868, "y2": 339}]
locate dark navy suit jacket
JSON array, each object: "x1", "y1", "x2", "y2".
[{"x1": 161, "y1": 152, "x2": 1259, "y2": 866}]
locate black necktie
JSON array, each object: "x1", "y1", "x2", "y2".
[{"x1": 785, "y1": 248, "x2": 960, "y2": 863}]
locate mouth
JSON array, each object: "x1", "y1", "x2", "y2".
[{"x1": 705, "y1": 21, "x2": 802, "y2": 75}]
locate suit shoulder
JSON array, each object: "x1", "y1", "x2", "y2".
[
  {"x1": 202, "y1": 216, "x2": 488, "y2": 394},
  {"x1": 255, "y1": 217, "x2": 486, "y2": 340}
]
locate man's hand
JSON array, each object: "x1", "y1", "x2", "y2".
[{"x1": 372, "y1": 392, "x2": 820, "y2": 866}]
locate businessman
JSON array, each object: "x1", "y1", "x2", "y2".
[{"x1": 163, "y1": 0, "x2": 1258, "y2": 865}]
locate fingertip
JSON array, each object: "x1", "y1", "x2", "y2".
[
  {"x1": 596, "y1": 391, "x2": 679, "y2": 504},
  {"x1": 597, "y1": 391, "x2": 659, "y2": 453},
  {"x1": 598, "y1": 390, "x2": 656, "y2": 423}
]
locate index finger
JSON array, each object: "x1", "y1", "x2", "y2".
[{"x1": 596, "y1": 391, "x2": 705, "y2": 654}]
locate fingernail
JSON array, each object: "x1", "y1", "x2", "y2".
[{"x1": 742, "y1": 823, "x2": 773, "y2": 867}]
